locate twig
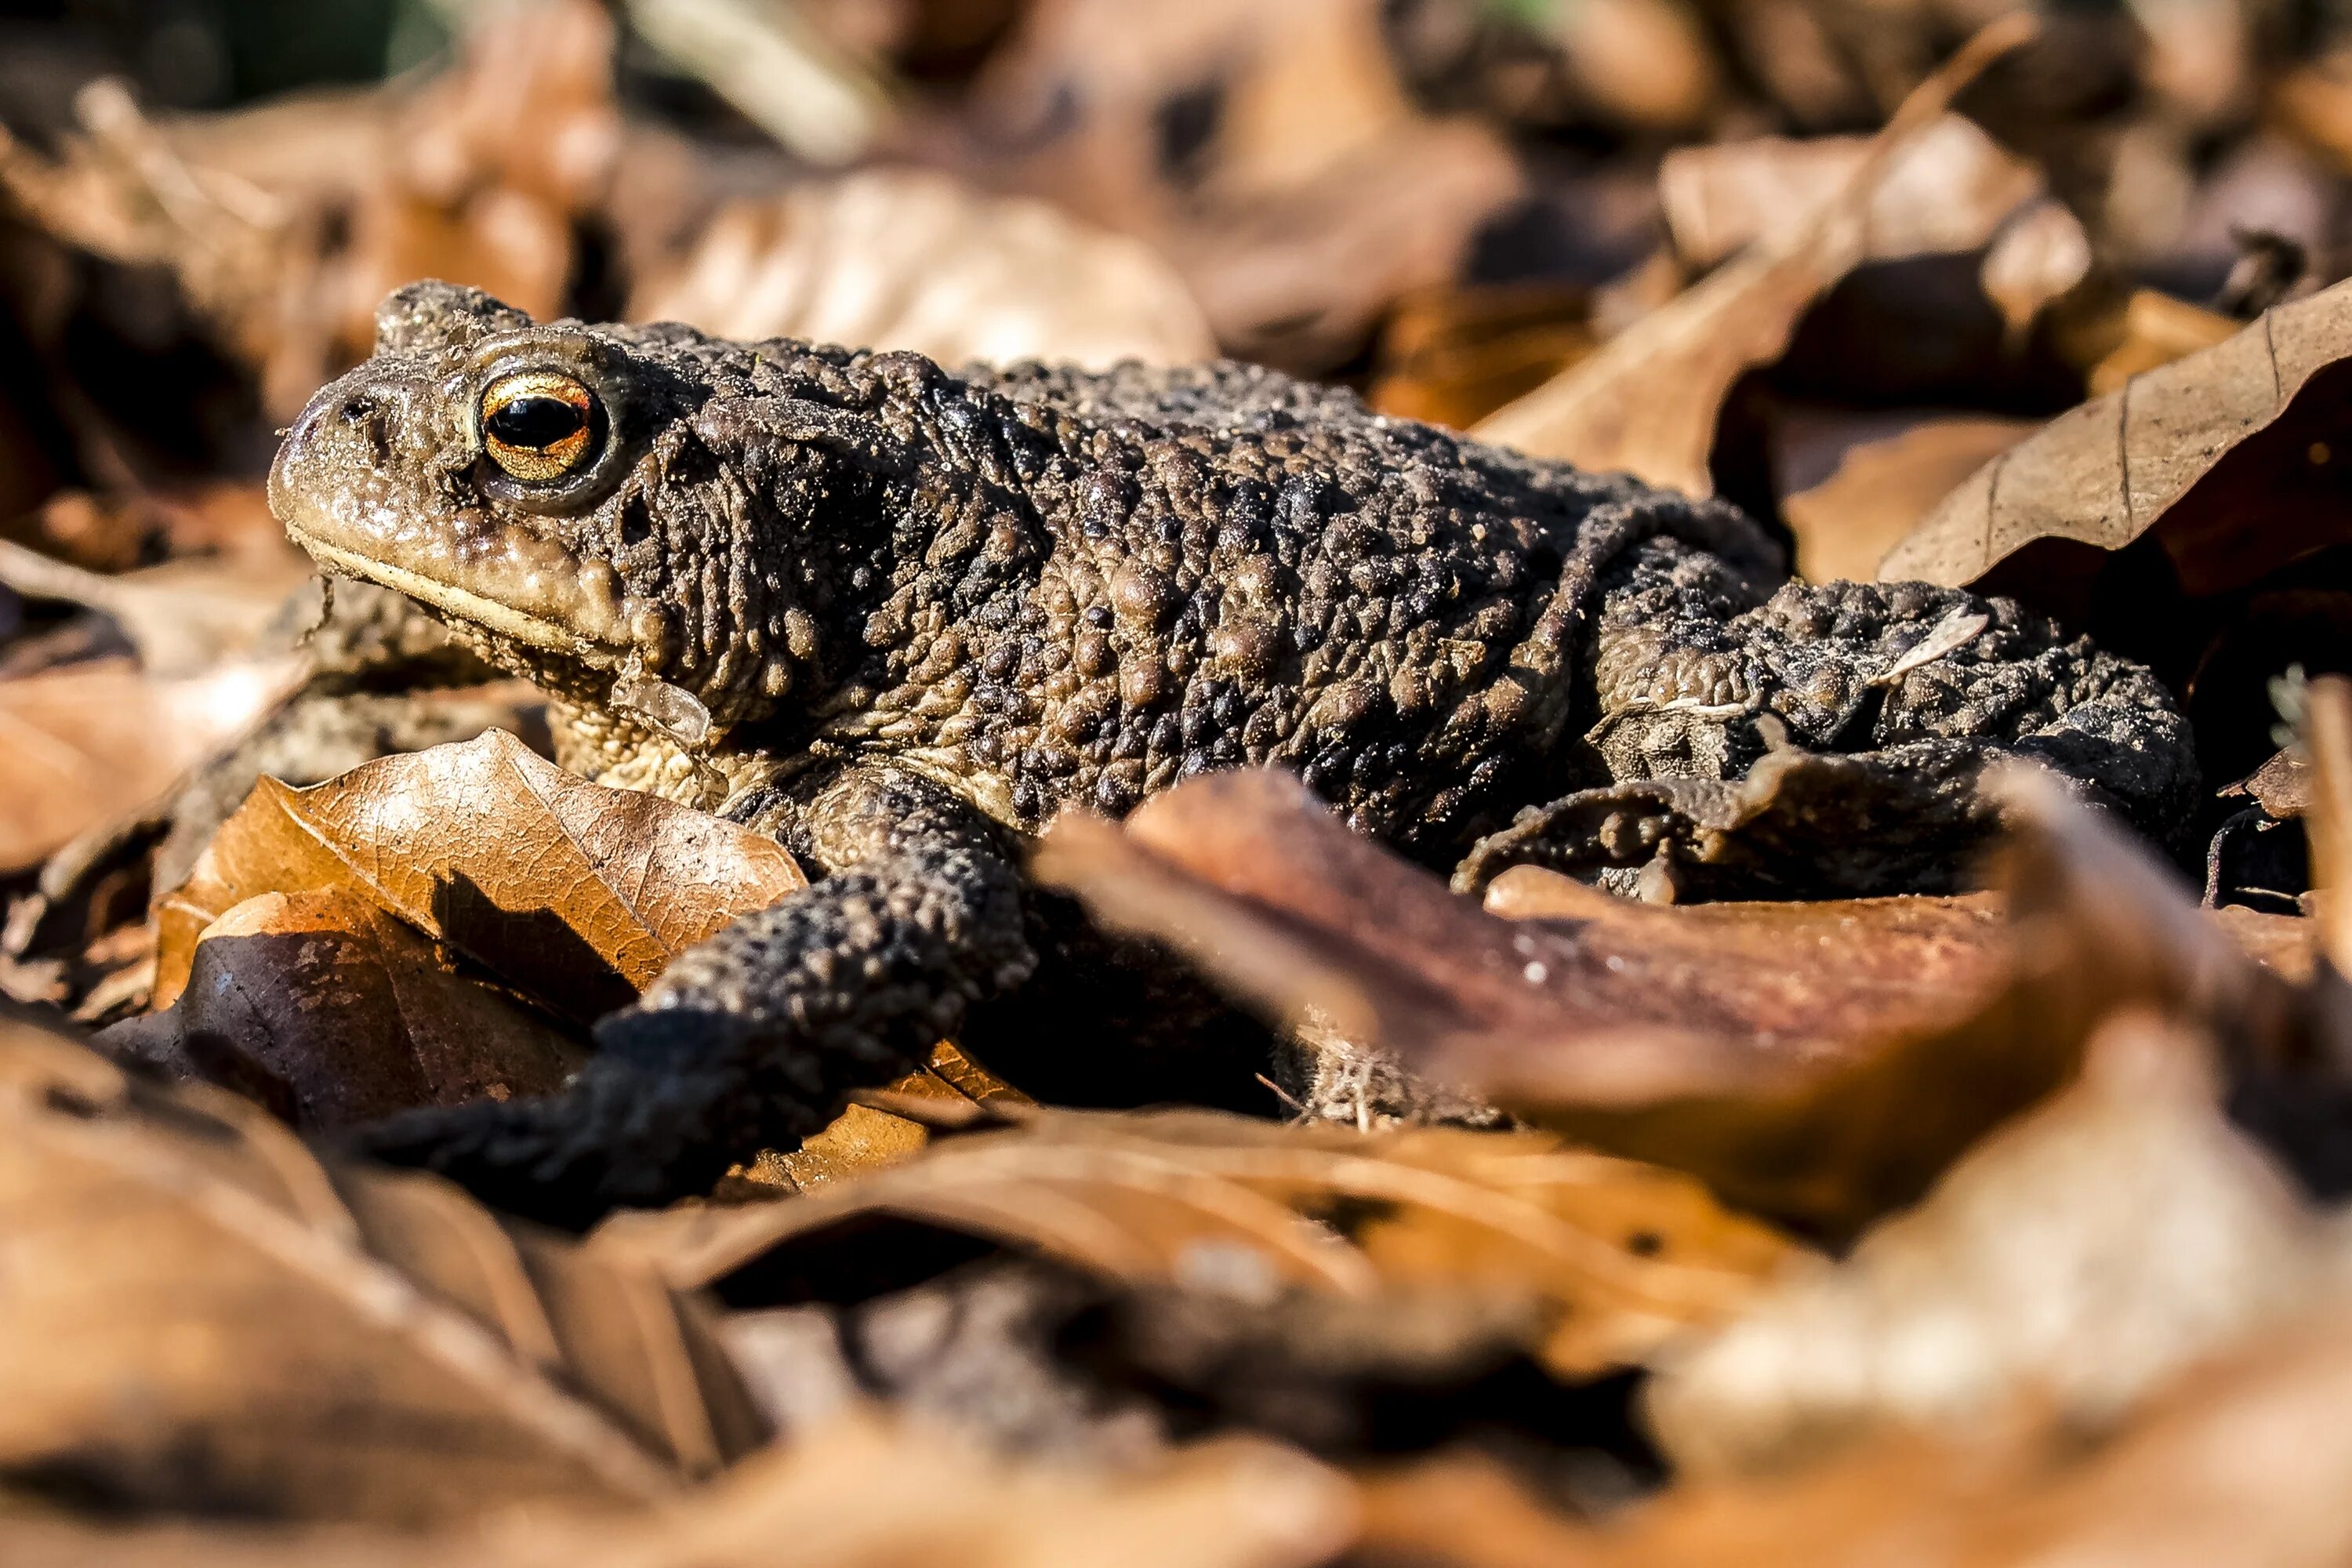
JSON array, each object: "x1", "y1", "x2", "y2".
[{"x1": 2299, "y1": 673, "x2": 2352, "y2": 974}]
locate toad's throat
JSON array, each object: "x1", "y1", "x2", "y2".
[{"x1": 292, "y1": 532, "x2": 629, "y2": 668}]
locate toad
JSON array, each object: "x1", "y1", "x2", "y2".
[{"x1": 268, "y1": 282, "x2": 2196, "y2": 1219}]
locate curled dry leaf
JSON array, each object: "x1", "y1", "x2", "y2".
[
  {"x1": 1646, "y1": 1009, "x2": 2333, "y2": 1479},
  {"x1": 0, "y1": 1011, "x2": 760, "y2": 1523},
  {"x1": 1473, "y1": 14, "x2": 2040, "y2": 493},
  {"x1": 629, "y1": 167, "x2": 1214, "y2": 368},
  {"x1": 1882, "y1": 274, "x2": 2352, "y2": 598},
  {"x1": 99, "y1": 891, "x2": 585, "y2": 1131},
  {"x1": 0, "y1": 655, "x2": 307, "y2": 876},
  {"x1": 2, "y1": 1419, "x2": 1351, "y2": 1568},
  {"x1": 1035, "y1": 765, "x2": 2294, "y2": 1238},
  {"x1": 599, "y1": 1108, "x2": 1808, "y2": 1381},
  {"x1": 152, "y1": 728, "x2": 804, "y2": 1018}
]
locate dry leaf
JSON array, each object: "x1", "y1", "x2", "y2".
[
  {"x1": 1473, "y1": 15, "x2": 2040, "y2": 492},
  {"x1": 0, "y1": 656, "x2": 306, "y2": 875},
  {"x1": 1647, "y1": 1009, "x2": 2332, "y2": 1478},
  {"x1": 1367, "y1": 284, "x2": 1598, "y2": 430},
  {"x1": 1659, "y1": 115, "x2": 2039, "y2": 271},
  {"x1": 152, "y1": 728, "x2": 804, "y2": 1016},
  {"x1": 1035, "y1": 765, "x2": 2293, "y2": 1238},
  {"x1": 629, "y1": 168, "x2": 1214, "y2": 367},
  {"x1": 0, "y1": 534, "x2": 312, "y2": 674},
  {"x1": 1978, "y1": 196, "x2": 2096, "y2": 340},
  {"x1": 1881, "y1": 274, "x2": 2352, "y2": 600},
  {"x1": 1782, "y1": 416, "x2": 2038, "y2": 582},
  {"x1": 1359, "y1": 1298, "x2": 2352, "y2": 1568},
  {"x1": 99, "y1": 891, "x2": 585, "y2": 1131},
  {"x1": 962, "y1": 0, "x2": 1522, "y2": 368},
  {"x1": 2, "y1": 1419, "x2": 1351, "y2": 1568},
  {"x1": 2082, "y1": 288, "x2": 2241, "y2": 395},
  {"x1": 9, "y1": 481, "x2": 293, "y2": 575},
  {"x1": 0, "y1": 1011, "x2": 759, "y2": 1523},
  {"x1": 735, "y1": 1039, "x2": 1033, "y2": 1195},
  {"x1": 600, "y1": 1108, "x2": 1806, "y2": 1380},
  {"x1": 1040, "y1": 771, "x2": 2005, "y2": 1076}
]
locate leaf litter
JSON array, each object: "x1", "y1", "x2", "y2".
[{"x1": 12, "y1": 0, "x2": 2352, "y2": 1562}]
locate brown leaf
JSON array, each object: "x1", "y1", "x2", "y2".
[
  {"x1": 0, "y1": 79, "x2": 291, "y2": 381},
  {"x1": 1367, "y1": 284, "x2": 1598, "y2": 430},
  {"x1": 9, "y1": 481, "x2": 292, "y2": 575},
  {"x1": 1781, "y1": 416, "x2": 2038, "y2": 582},
  {"x1": 98, "y1": 891, "x2": 585, "y2": 1131},
  {"x1": 2304, "y1": 674, "x2": 2352, "y2": 971},
  {"x1": 732, "y1": 1039, "x2": 1033, "y2": 1196},
  {"x1": 1359, "y1": 1299, "x2": 2352, "y2": 1568},
  {"x1": 152, "y1": 728, "x2": 805, "y2": 1017},
  {"x1": 0, "y1": 656, "x2": 307, "y2": 876},
  {"x1": 2230, "y1": 746, "x2": 2312, "y2": 820},
  {"x1": 1658, "y1": 114, "x2": 2039, "y2": 272},
  {"x1": 0, "y1": 532, "x2": 313, "y2": 674},
  {"x1": 1, "y1": 1419, "x2": 1351, "y2": 1568},
  {"x1": 960, "y1": 0, "x2": 1522, "y2": 369},
  {"x1": 1472, "y1": 14, "x2": 2040, "y2": 492},
  {"x1": 1034, "y1": 765, "x2": 2293, "y2": 1238},
  {"x1": 0, "y1": 1011, "x2": 760, "y2": 1523},
  {"x1": 1646, "y1": 1009, "x2": 2328, "y2": 1478},
  {"x1": 600, "y1": 1108, "x2": 1807, "y2": 1381},
  {"x1": 1882, "y1": 274, "x2": 2352, "y2": 599},
  {"x1": 1977, "y1": 196, "x2": 2096, "y2": 341},
  {"x1": 2082, "y1": 288, "x2": 2242, "y2": 395},
  {"x1": 628, "y1": 168, "x2": 1215, "y2": 367},
  {"x1": 1482, "y1": 868, "x2": 2005, "y2": 1045}
]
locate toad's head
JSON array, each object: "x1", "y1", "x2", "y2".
[{"x1": 271, "y1": 281, "x2": 897, "y2": 735}]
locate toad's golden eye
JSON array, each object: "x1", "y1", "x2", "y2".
[{"x1": 480, "y1": 371, "x2": 599, "y2": 481}]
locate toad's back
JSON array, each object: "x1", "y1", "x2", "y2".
[{"x1": 800, "y1": 353, "x2": 1780, "y2": 857}]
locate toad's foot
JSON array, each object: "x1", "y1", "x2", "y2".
[{"x1": 347, "y1": 768, "x2": 1036, "y2": 1226}]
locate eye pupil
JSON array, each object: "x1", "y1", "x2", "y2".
[{"x1": 487, "y1": 394, "x2": 588, "y2": 448}]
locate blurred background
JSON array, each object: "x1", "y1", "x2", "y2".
[{"x1": 7, "y1": 0, "x2": 2352, "y2": 949}]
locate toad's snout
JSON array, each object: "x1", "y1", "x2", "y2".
[{"x1": 269, "y1": 367, "x2": 635, "y2": 664}]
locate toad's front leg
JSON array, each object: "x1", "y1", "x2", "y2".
[{"x1": 347, "y1": 764, "x2": 1036, "y2": 1225}]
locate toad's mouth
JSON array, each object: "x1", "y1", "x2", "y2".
[{"x1": 291, "y1": 531, "x2": 629, "y2": 666}]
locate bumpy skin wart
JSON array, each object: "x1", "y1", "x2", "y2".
[{"x1": 270, "y1": 282, "x2": 2198, "y2": 1219}]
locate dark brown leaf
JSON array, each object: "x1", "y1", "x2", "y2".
[
  {"x1": 99, "y1": 890, "x2": 585, "y2": 1131},
  {"x1": 1035, "y1": 765, "x2": 2294, "y2": 1238}
]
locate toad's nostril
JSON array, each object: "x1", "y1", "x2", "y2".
[{"x1": 338, "y1": 392, "x2": 379, "y2": 425}]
